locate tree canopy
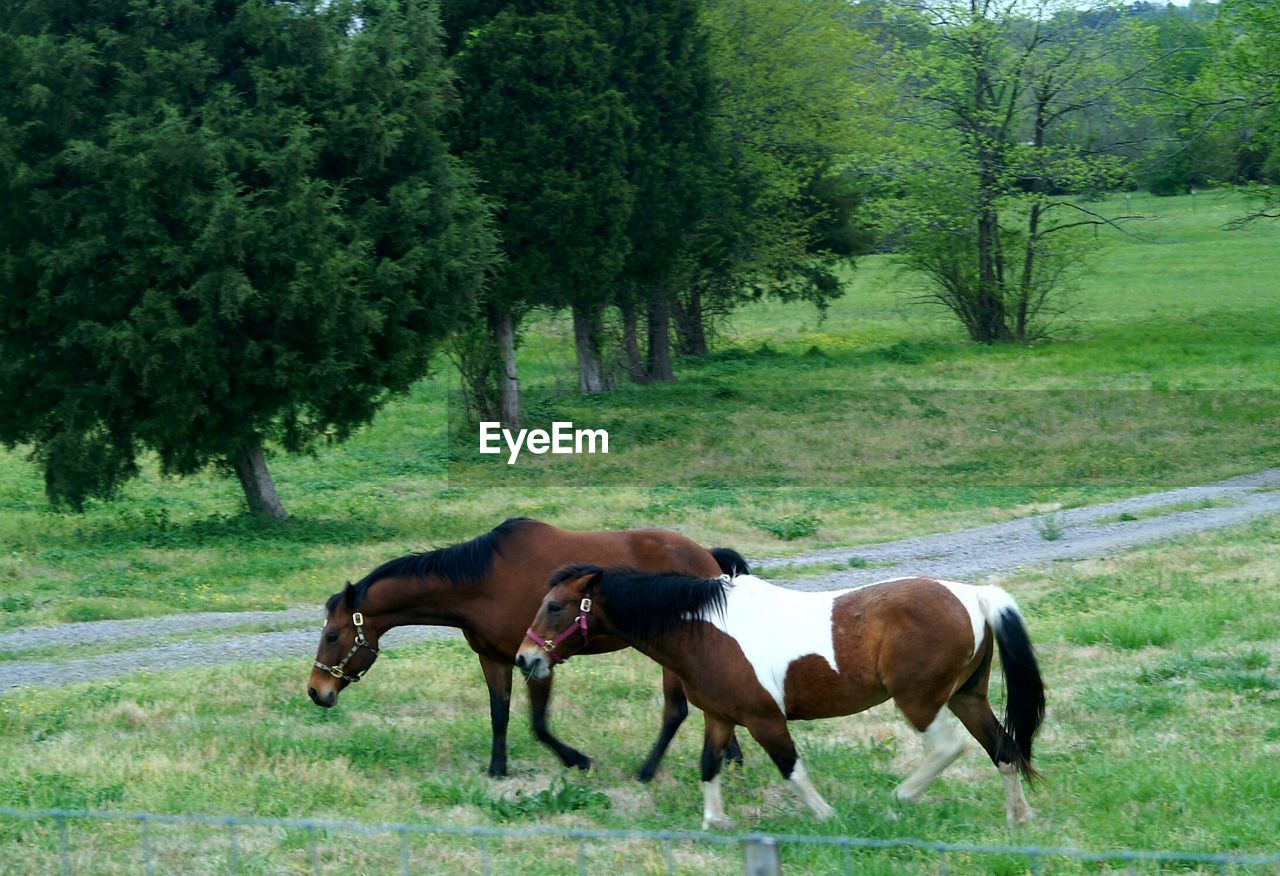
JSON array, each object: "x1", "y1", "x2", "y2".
[{"x1": 0, "y1": 0, "x2": 495, "y2": 516}]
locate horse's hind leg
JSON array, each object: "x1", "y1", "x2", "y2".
[
  {"x1": 526, "y1": 671, "x2": 592, "y2": 771},
  {"x1": 638, "y1": 671, "x2": 744, "y2": 782},
  {"x1": 948, "y1": 692, "x2": 1033, "y2": 825},
  {"x1": 892, "y1": 710, "x2": 968, "y2": 803}
]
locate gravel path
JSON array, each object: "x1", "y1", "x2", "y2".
[{"x1": 4, "y1": 468, "x2": 1278, "y2": 693}]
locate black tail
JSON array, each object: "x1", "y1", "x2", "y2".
[
  {"x1": 991, "y1": 608, "x2": 1046, "y2": 782},
  {"x1": 710, "y1": 547, "x2": 751, "y2": 577}
]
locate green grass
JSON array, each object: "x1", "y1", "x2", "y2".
[
  {"x1": 1103, "y1": 497, "x2": 1235, "y2": 524},
  {"x1": 0, "y1": 190, "x2": 1278, "y2": 626},
  {"x1": 2, "y1": 522, "x2": 1279, "y2": 872}
]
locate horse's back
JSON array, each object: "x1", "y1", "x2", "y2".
[{"x1": 534, "y1": 526, "x2": 723, "y2": 579}]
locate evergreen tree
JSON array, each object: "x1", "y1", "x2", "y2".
[
  {"x1": 449, "y1": 2, "x2": 634, "y2": 403},
  {"x1": 0, "y1": 0, "x2": 495, "y2": 517},
  {"x1": 608, "y1": 0, "x2": 719, "y2": 382}
]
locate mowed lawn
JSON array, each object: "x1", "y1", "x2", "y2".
[
  {"x1": 1, "y1": 521, "x2": 1278, "y2": 872},
  {"x1": 0, "y1": 189, "x2": 1277, "y2": 626}
]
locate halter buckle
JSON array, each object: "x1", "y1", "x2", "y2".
[
  {"x1": 328, "y1": 666, "x2": 344, "y2": 679},
  {"x1": 351, "y1": 612, "x2": 364, "y2": 626},
  {"x1": 579, "y1": 598, "x2": 592, "y2": 612},
  {"x1": 543, "y1": 639, "x2": 556, "y2": 651}
]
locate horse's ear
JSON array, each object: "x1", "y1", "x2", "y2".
[
  {"x1": 578, "y1": 568, "x2": 603, "y2": 593},
  {"x1": 343, "y1": 581, "x2": 356, "y2": 609}
]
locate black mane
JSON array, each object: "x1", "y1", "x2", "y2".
[
  {"x1": 328, "y1": 517, "x2": 534, "y2": 612},
  {"x1": 550, "y1": 565, "x2": 729, "y2": 648}
]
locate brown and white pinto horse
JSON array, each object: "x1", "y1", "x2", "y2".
[
  {"x1": 517, "y1": 567, "x2": 1045, "y2": 829},
  {"x1": 307, "y1": 518, "x2": 749, "y2": 779}
]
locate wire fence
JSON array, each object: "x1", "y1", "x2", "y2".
[{"x1": 3, "y1": 807, "x2": 1279, "y2": 875}]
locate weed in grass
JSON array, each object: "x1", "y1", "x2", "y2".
[
  {"x1": 1137, "y1": 651, "x2": 1278, "y2": 695},
  {"x1": 1034, "y1": 513, "x2": 1066, "y2": 541},
  {"x1": 417, "y1": 777, "x2": 491, "y2": 809},
  {"x1": 846, "y1": 555, "x2": 869, "y2": 569},
  {"x1": 486, "y1": 779, "x2": 610, "y2": 821},
  {"x1": 1137, "y1": 653, "x2": 1213, "y2": 685},
  {"x1": 0, "y1": 594, "x2": 31, "y2": 612},
  {"x1": 753, "y1": 513, "x2": 821, "y2": 541},
  {"x1": 1202, "y1": 670, "x2": 1277, "y2": 693}
]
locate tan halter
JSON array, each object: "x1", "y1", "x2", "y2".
[{"x1": 314, "y1": 612, "x2": 380, "y2": 683}]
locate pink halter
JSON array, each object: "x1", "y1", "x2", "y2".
[{"x1": 525, "y1": 598, "x2": 592, "y2": 665}]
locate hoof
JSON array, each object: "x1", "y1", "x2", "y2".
[
  {"x1": 486, "y1": 765, "x2": 508, "y2": 779},
  {"x1": 569, "y1": 755, "x2": 593, "y2": 772},
  {"x1": 636, "y1": 766, "x2": 657, "y2": 783},
  {"x1": 891, "y1": 784, "x2": 922, "y2": 804},
  {"x1": 1007, "y1": 806, "x2": 1035, "y2": 827},
  {"x1": 812, "y1": 801, "x2": 836, "y2": 821},
  {"x1": 701, "y1": 815, "x2": 734, "y2": 831}
]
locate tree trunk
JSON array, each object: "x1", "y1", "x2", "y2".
[
  {"x1": 674, "y1": 286, "x2": 709, "y2": 357},
  {"x1": 1016, "y1": 100, "x2": 1049, "y2": 343},
  {"x1": 572, "y1": 301, "x2": 609, "y2": 393},
  {"x1": 972, "y1": 60, "x2": 1010, "y2": 344},
  {"x1": 1016, "y1": 201, "x2": 1042, "y2": 342},
  {"x1": 231, "y1": 437, "x2": 288, "y2": 520},
  {"x1": 491, "y1": 308, "x2": 520, "y2": 429},
  {"x1": 620, "y1": 300, "x2": 647, "y2": 383},
  {"x1": 646, "y1": 291, "x2": 675, "y2": 383}
]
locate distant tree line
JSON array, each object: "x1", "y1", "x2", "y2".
[{"x1": 1, "y1": 0, "x2": 1274, "y2": 517}]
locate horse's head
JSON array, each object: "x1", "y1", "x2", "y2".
[
  {"x1": 516, "y1": 564, "x2": 604, "y2": 681},
  {"x1": 308, "y1": 581, "x2": 383, "y2": 708}
]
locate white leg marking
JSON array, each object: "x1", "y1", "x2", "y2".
[
  {"x1": 787, "y1": 760, "x2": 836, "y2": 820},
  {"x1": 702, "y1": 774, "x2": 732, "y2": 831},
  {"x1": 893, "y1": 713, "x2": 967, "y2": 803},
  {"x1": 999, "y1": 761, "x2": 1034, "y2": 826}
]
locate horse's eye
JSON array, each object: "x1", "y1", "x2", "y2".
[
  {"x1": 547, "y1": 603, "x2": 563, "y2": 615},
  {"x1": 325, "y1": 632, "x2": 339, "y2": 644}
]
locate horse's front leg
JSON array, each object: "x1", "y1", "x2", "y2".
[
  {"x1": 477, "y1": 655, "x2": 513, "y2": 777},
  {"x1": 638, "y1": 670, "x2": 746, "y2": 782},
  {"x1": 700, "y1": 712, "x2": 738, "y2": 830},
  {"x1": 637, "y1": 669, "x2": 689, "y2": 781},
  {"x1": 527, "y1": 671, "x2": 592, "y2": 771},
  {"x1": 747, "y1": 716, "x2": 836, "y2": 821}
]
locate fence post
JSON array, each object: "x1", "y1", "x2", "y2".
[{"x1": 742, "y1": 836, "x2": 781, "y2": 876}]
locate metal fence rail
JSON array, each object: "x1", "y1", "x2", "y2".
[{"x1": 3, "y1": 806, "x2": 1278, "y2": 875}]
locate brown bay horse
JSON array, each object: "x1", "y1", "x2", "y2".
[
  {"x1": 517, "y1": 567, "x2": 1045, "y2": 829},
  {"x1": 308, "y1": 518, "x2": 748, "y2": 779}
]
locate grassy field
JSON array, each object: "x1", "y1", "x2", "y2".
[
  {"x1": 2, "y1": 521, "x2": 1278, "y2": 872},
  {"x1": 0, "y1": 189, "x2": 1277, "y2": 627}
]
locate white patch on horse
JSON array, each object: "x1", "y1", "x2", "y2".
[
  {"x1": 999, "y1": 761, "x2": 1033, "y2": 825},
  {"x1": 702, "y1": 773, "x2": 731, "y2": 830},
  {"x1": 787, "y1": 759, "x2": 836, "y2": 819},
  {"x1": 698, "y1": 575, "x2": 851, "y2": 711},
  {"x1": 935, "y1": 579, "x2": 987, "y2": 659},
  {"x1": 893, "y1": 711, "x2": 967, "y2": 802}
]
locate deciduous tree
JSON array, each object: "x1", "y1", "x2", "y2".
[{"x1": 876, "y1": 0, "x2": 1150, "y2": 342}]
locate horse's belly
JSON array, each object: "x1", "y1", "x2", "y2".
[{"x1": 782, "y1": 654, "x2": 887, "y2": 720}]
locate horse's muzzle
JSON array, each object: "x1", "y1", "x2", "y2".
[
  {"x1": 308, "y1": 686, "x2": 337, "y2": 708},
  {"x1": 515, "y1": 648, "x2": 549, "y2": 680}
]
